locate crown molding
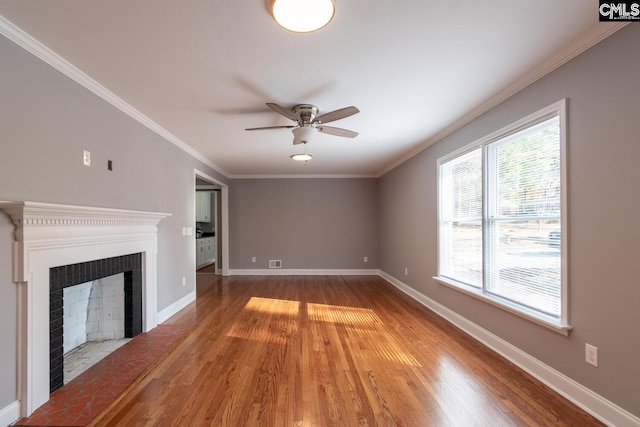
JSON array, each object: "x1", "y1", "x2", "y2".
[
  {"x1": 229, "y1": 173, "x2": 378, "y2": 179},
  {"x1": 378, "y1": 22, "x2": 630, "y2": 177},
  {"x1": 1, "y1": 14, "x2": 628, "y2": 180},
  {"x1": 0, "y1": 15, "x2": 230, "y2": 178},
  {"x1": 229, "y1": 268, "x2": 379, "y2": 276}
]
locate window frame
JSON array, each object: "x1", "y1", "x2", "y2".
[{"x1": 434, "y1": 99, "x2": 571, "y2": 334}]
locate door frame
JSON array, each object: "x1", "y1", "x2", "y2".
[{"x1": 194, "y1": 169, "x2": 229, "y2": 276}]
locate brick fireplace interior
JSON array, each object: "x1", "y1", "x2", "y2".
[{"x1": 49, "y1": 253, "x2": 143, "y2": 393}]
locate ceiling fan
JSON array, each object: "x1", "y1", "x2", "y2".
[{"x1": 245, "y1": 103, "x2": 359, "y2": 144}]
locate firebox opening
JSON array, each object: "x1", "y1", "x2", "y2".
[
  {"x1": 50, "y1": 253, "x2": 143, "y2": 393},
  {"x1": 62, "y1": 273, "x2": 132, "y2": 384}
]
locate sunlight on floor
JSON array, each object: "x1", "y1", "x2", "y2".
[
  {"x1": 226, "y1": 297, "x2": 421, "y2": 367},
  {"x1": 307, "y1": 302, "x2": 382, "y2": 326},
  {"x1": 434, "y1": 356, "x2": 488, "y2": 423},
  {"x1": 243, "y1": 296, "x2": 300, "y2": 315}
]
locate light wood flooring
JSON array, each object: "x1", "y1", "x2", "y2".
[{"x1": 90, "y1": 274, "x2": 603, "y2": 426}]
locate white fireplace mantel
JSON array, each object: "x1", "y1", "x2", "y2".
[{"x1": 0, "y1": 201, "x2": 171, "y2": 417}]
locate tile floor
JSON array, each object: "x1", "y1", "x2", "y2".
[
  {"x1": 14, "y1": 324, "x2": 193, "y2": 427},
  {"x1": 64, "y1": 338, "x2": 132, "y2": 384}
]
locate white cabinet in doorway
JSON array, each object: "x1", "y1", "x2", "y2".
[
  {"x1": 196, "y1": 191, "x2": 211, "y2": 222},
  {"x1": 196, "y1": 237, "x2": 215, "y2": 268}
]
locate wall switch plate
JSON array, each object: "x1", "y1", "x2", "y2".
[
  {"x1": 83, "y1": 150, "x2": 91, "y2": 166},
  {"x1": 186, "y1": 227, "x2": 193, "y2": 236},
  {"x1": 252, "y1": 257, "x2": 256, "y2": 263},
  {"x1": 585, "y1": 343, "x2": 598, "y2": 367},
  {"x1": 364, "y1": 256, "x2": 368, "y2": 263},
  {"x1": 182, "y1": 227, "x2": 187, "y2": 236}
]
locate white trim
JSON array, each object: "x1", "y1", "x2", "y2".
[
  {"x1": 0, "y1": 15, "x2": 627, "y2": 179},
  {"x1": 0, "y1": 201, "x2": 170, "y2": 418},
  {"x1": 379, "y1": 22, "x2": 629, "y2": 176},
  {"x1": 0, "y1": 400, "x2": 20, "y2": 427},
  {"x1": 194, "y1": 169, "x2": 230, "y2": 277},
  {"x1": 433, "y1": 276, "x2": 571, "y2": 335},
  {"x1": 435, "y1": 100, "x2": 570, "y2": 331},
  {"x1": 558, "y1": 100, "x2": 570, "y2": 323},
  {"x1": 157, "y1": 290, "x2": 196, "y2": 324},
  {"x1": 378, "y1": 270, "x2": 640, "y2": 427},
  {"x1": 230, "y1": 174, "x2": 378, "y2": 179},
  {"x1": 0, "y1": 15, "x2": 229, "y2": 178},
  {"x1": 229, "y1": 268, "x2": 379, "y2": 276}
]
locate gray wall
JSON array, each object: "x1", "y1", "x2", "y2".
[
  {"x1": 379, "y1": 24, "x2": 640, "y2": 417},
  {"x1": 0, "y1": 34, "x2": 226, "y2": 408},
  {"x1": 2, "y1": 14, "x2": 638, "y2": 421},
  {"x1": 229, "y1": 178, "x2": 379, "y2": 270}
]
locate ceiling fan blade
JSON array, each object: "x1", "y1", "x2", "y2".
[
  {"x1": 317, "y1": 125, "x2": 359, "y2": 138},
  {"x1": 245, "y1": 125, "x2": 296, "y2": 131},
  {"x1": 266, "y1": 103, "x2": 298, "y2": 122},
  {"x1": 314, "y1": 106, "x2": 360, "y2": 124}
]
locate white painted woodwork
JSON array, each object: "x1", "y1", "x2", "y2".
[{"x1": 0, "y1": 201, "x2": 170, "y2": 418}]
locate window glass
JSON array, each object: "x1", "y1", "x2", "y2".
[{"x1": 437, "y1": 101, "x2": 566, "y2": 326}]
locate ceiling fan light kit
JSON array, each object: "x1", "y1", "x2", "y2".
[
  {"x1": 290, "y1": 153, "x2": 313, "y2": 162},
  {"x1": 272, "y1": 0, "x2": 335, "y2": 33},
  {"x1": 292, "y1": 125, "x2": 317, "y2": 145},
  {"x1": 290, "y1": 141, "x2": 313, "y2": 162},
  {"x1": 245, "y1": 102, "x2": 358, "y2": 162}
]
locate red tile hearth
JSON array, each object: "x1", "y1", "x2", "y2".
[{"x1": 13, "y1": 324, "x2": 193, "y2": 427}]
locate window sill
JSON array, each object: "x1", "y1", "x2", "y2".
[{"x1": 433, "y1": 276, "x2": 572, "y2": 336}]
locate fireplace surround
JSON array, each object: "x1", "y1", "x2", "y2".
[
  {"x1": 0, "y1": 201, "x2": 170, "y2": 417},
  {"x1": 50, "y1": 254, "x2": 142, "y2": 393}
]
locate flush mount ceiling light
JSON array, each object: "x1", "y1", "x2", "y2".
[{"x1": 272, "y1": 0, "x2": 335, "y2": 33}]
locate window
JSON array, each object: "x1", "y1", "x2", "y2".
[{"x1": 436, "y1": 100, "x2": 569, "y2": 333}]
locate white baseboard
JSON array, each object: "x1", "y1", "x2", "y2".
[
  {"x1": 0, "y1": 400, "x2": 20, "y2": 427},
  {"x1": 378, "y1": 270, "x2": 640, "y2": 427},
  {"x1": 157, "y1": 290, "x2": 196, "y2": 324},
  {"x1": 229, "y1": 268, "x2": 379, "y2": 276}
]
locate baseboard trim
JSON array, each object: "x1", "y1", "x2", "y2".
[
  {"x1": 229, "y1": 268, "x2": 379, "y2": 276},
  {"x1": 0, "y1": 400, "x2": 20, "y2": 427},
  {"x1": 157, "y1": 290, "x2": 196, "y2": 324},
  {"x1": 378, "y1": 270, "x2": 640, "y2": 427}
]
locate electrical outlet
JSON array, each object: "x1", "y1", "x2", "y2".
[
  {"x1": 405, "y1": 267, "x2": 408, "y2": 276},
  {"x1": 83, "y1": 150, "x2": 91, "y2": 166},
  {"x1": 363, "y1": 256, "x2": 368, "y2": 263},
  {"x1": 182, "y1": 276, "x2": 186, "y2": 287},
  {"x1": 252, "y1": 257, "x2": 256, "y2": 263},
  {"x1": 585, "y1": 343, "x2": 598, "y2": 367}
]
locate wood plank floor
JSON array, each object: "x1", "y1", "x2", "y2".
[{"x1": 90, "y1": 274, "x2": 603, "y2": 426}]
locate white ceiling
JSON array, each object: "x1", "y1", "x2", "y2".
[{"x1": 0, "y1": 1, "x2": 611, "y2": 177}]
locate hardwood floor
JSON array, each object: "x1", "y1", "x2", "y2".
[{"x1": 90, "y1": 275, "x2": 603, "y2": 426}]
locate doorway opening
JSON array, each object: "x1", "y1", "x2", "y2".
[{"x1": 194, "y1": 169, "x2": 229, "y2": 277}]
